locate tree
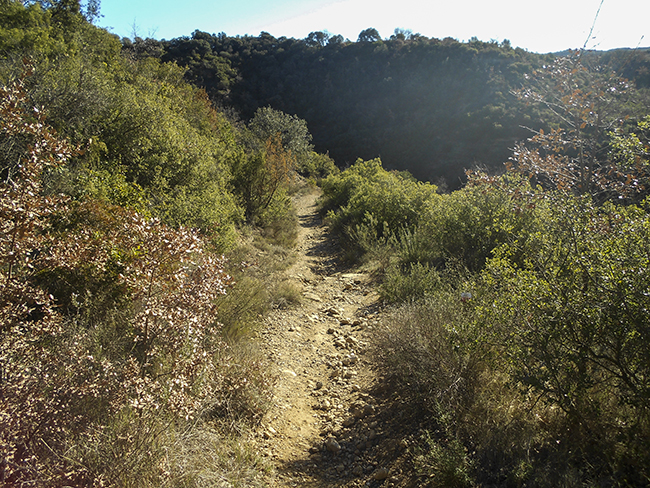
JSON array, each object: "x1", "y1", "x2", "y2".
[
  {"x1": 327, "y1": 34, "x2": 344, "y2": 46},
  {"x1": 234, "y1": 109, "x2": 314, "y2": 219},
  {"x1": 357, "y1": 27, "x2": 381, "y2": 43},
  {"x1": 81, "y1": 0, "x2": 100, "y2": 23},
  {"x1": 608, "y1": 114, "x2": 650, "y2": 175},
  {"x1": 0, "y1": 0, "x2": 66, "y2": 55},
  {"x1": 391, "y1": 28, "x2": 414, "y2": 41},
  {"x1": 231, "y1": 133, "x2": 296, "y2": 219},
  {"x1": 44, "y1": 0, "x2": 84, "y2": 41},
  {"x1": 305, "y1": 31, "x2": 330, "y2": 47},
  {"x1": 161, "y1": 30, "x2": 236, "y2": 100},
  {"x1": 248, "y1": 106, "x2": 313, "y2": 160},
  {"x1": 509, "y1": 51, "x2": 643, "y2": 201}
]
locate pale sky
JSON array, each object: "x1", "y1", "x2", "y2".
[{"x1": 98, "y1": 0, "x2": 649, "y2": 53}]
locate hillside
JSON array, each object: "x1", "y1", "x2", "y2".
[
  {"x1": 159, "y1": 31, "x2": 650, "y2": 186},
  {"x1": 2, "y1": 1, "x2": 650, "y2": 486}
]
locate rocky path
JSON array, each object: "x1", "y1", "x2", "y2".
[{"x1": 254, "y1": 189, "x2": 414, "y2": 488}]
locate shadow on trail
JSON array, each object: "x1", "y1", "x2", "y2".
[
  {"x1": 297, "y1": 203, "x2": 346, "y2": 277},
  {"x1": 271, "y1": 380, "x2": 413, "y2": 488},
  {"x1": 297, "y1": 205, "x2": 322, "y2": 229}
]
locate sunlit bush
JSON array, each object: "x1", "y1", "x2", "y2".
[
  {"x1": 411, "y1": 171, "x2": 542, "y2": 272},
  {"x1": 320, "y1": 158, "x2": 439, "y2": 257},
  {"x1": 380, "y1": 188, "x2": 650, "y2": 485},
  {"x1": 0, "y1": 75, "x2": 270, "y2": 486}
]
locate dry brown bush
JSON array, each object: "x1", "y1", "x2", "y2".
[{"x1": 1, "y1": 72, "x2": 271, "y2": 487}]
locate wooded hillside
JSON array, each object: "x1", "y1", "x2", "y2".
[{"x1": 158, "y1": 30, "x2": 650, "y2": 186}]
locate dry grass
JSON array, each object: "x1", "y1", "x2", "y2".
[
  {"x1": 160, "y1": 425, "x2": 272, "y2": 488},
  {"x1": 377, "y1": 289, "x2": 650, "y2": 487},
  {"x1": 271, "y1": 278, "x2": 303, "y2": 309}
]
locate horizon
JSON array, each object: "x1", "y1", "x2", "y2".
[{"x1": 98, "y1": 0, "x2": 649, "y2": 54}]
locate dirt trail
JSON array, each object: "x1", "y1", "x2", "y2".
[{"x1": 254, "y1": 189, "x2": 413, "y2": 488}]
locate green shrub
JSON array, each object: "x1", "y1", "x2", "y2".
[
  {"x1": 320, "y1": 158, "x2": 439, "y2": 260},
  {"x1": 377, "y1": 188, "x2": 650, "y2": 485},
  {"x1": 476, "y1": 195, "x2": 650, "y2": 479},
  {"x1": 483, "y1": 195, "x2": 650, "y2": 415},
  {"x1": 414, "y1": 171, "x2": 542, "y2": 272},
  {"x1": 298, "y1": 151, "x2": 339, "y2": 180},
  {"x1": 12, "y1": 41, "x2": 243, "y2": 236},
  {"x1": 344, "y1": 211, "x2": 398, "y2": 266},
  {"x1": 414, "y1": 433, "x2": 475, "y2": 488},
  {"x1": 380, "y1": 262, "x2": 443, "y2": 303}
]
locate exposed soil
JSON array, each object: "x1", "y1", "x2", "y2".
[{"x1": 253, "y1": 188, "x2": 420, "y2": 488}]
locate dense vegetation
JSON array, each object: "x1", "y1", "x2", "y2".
[
  {"x1": 2, "y1": 0, "x2": 650, "y2": 486},
  {"x1": 158, "y1": 29, "x2": 650, "y2": 187},
  {"x1": 319, "y1": 52, "x2": 650, "y2": 486},
  {"x1": 0, "y1": 1, "x2": 336, "y2": 485}
]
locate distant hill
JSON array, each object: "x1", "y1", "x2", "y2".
[{"x1": 158, "y1": 32, "x2": 650, "y2": 187}]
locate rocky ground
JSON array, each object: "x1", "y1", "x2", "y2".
[{"x1": 253, "y1": 188, "x2": 421, "y2": 488}]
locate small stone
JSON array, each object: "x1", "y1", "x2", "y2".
[
  {"x1": 352, "y1": 405, "x2": 365, "y2": 418},
  {"x1": 362, "y1": 394, "x2": 377, "y2": 405},
  {"x1": 363, "y1": 404, "x2": 375, "y2": 416},
  {"x1": 262, "y1": 426, "x2": 277, "y2": 439},
  {"x1": 352, "y1": 465, "x2": 364, "y2": 476},
  {"x1": 342, "y1": 354, "x2": 358, "y2": 366},
  {"x1": 315, "y1": 381, "x2": 323, "y2": 390},
  {"x1": 343, "y1": 416, "x2": 356, "y2": 427},
  {"x1": 373, "y1": 467, "x2": 390, "y2": 480},
  {"x1": 325, "y1": 437, "x2": 341, "y2": 454},
  {"x1": 339, "y1": 317, "x2": 351, "y2": 325},
  {"x1": 346, "y1": 335, "x2": 359, "y2": 346}
]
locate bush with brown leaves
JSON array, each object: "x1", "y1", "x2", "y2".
[{"x1": 1, "y1": 74, "x2": 259, "y2": 487}]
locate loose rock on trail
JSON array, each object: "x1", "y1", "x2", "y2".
[{"x1": 253, "y1": 188, "x2": 415, "y2": 488}]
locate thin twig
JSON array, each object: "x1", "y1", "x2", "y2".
[{"x1": 581, "y1": 0, "x2": 605, "y2": 53}]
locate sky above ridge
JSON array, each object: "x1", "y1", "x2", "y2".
[{"x1": 98, "y1": 0, "x2": 648, "y2": 54}]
